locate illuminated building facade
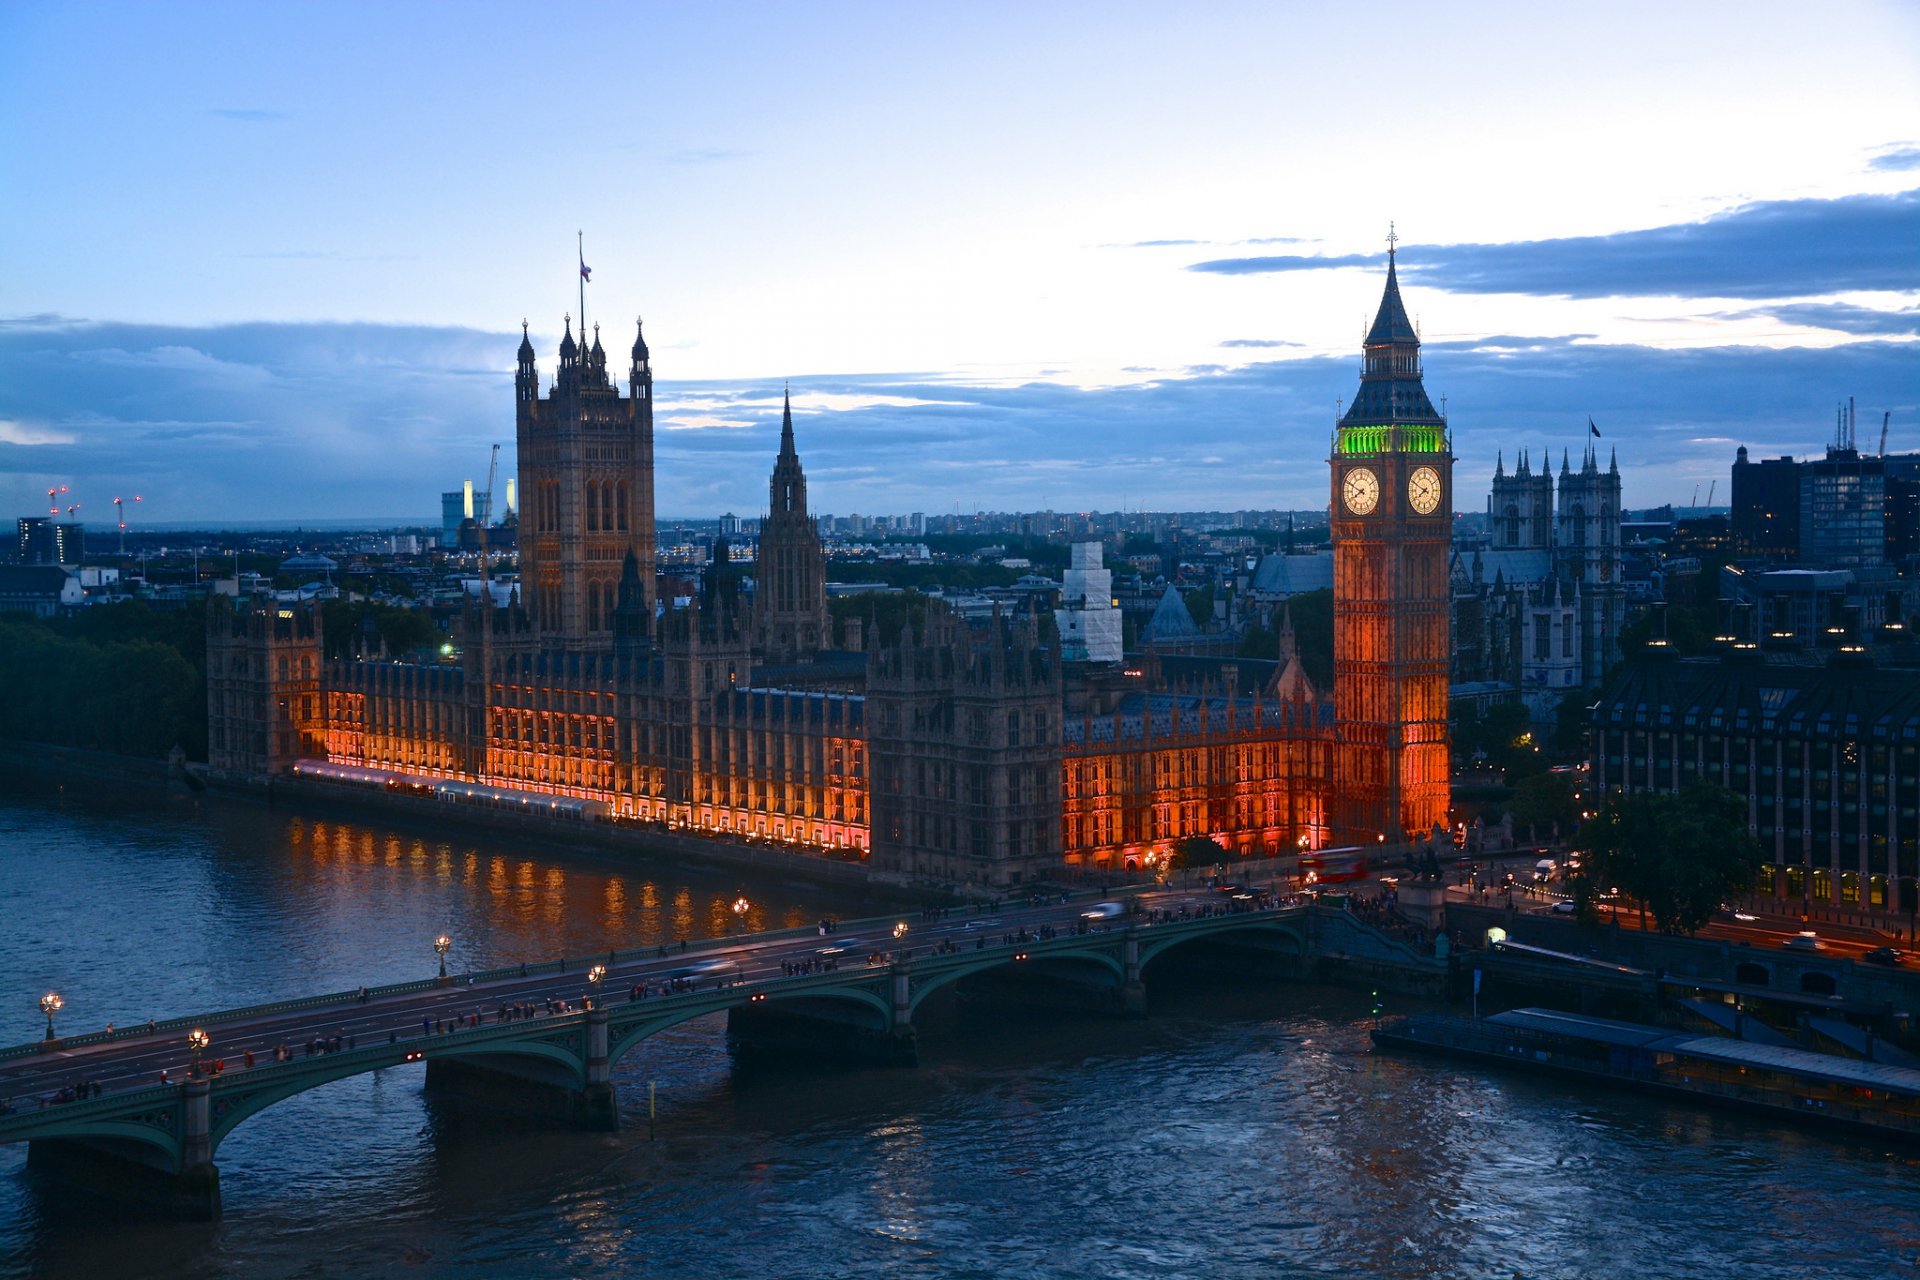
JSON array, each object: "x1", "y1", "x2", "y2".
[
  {"x1": 1329, "y1": 242, "x2": 1453, "y2": 843},
  {"x1": 209, "y1": 260, "x2": 1453, "y2": 884},
  {"x1": 515, "y1": 317, "x2": 657, "y2": 650}
]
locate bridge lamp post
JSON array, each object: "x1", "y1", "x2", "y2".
[
  {"x1": 434, "y1": 934, "x2": 453, "y2": 980},
  {"x1": 188, "y1": 1028, "x2": 210, "y2": 1077},
  {"x1": 892, "y1": 921, "x2": 908, "y2": 959},
  {"x1": 587, "y1": 964, "x2": 606, "y2": 1009},
  {"x1": 39, "y1": 992, "x2": 62, "y2": 1041},
  {"x1": 732, "y1": 896, "x2": 751, "y2": 934}
]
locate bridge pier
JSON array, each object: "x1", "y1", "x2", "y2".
[
  {"x1": 25, "y1": 1079, "x2": 221, "y2": 1221},
  {"x1": 579, "y1": 1006, "x2": 619, "y2": 1131},
  {"x1": 1121, "y1": 931, "x2": 1148, "y2": 1018}
]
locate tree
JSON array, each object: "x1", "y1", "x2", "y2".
[
  {"x1": 1508, "y1": 771, "x2": 1578, "y2": 843},
  {"x1": 1572, "y1": 784, "x2": 1766, "y2": 934},
  {"x1": 1165, "y1": 835, "x2": 1224, "y2": 876}
]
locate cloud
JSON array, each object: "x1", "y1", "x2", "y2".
[
  {"x1": 1870, "y1": 144, "x2": 1920, "y2": 173},
  {"x1": 208, "y1": 108, "x2": 289, "y2": 123},
  {"x1": 1, "y1": 317, "x2": 1915, "y2": 521},
  {"x1": 661, "y1": 415, "x2": 756, "y2": 431},
  {"x1": 1190, "y1": 251, "x2": 1378, "y2": 276},
  {"x1": 1219, "y1": 339, "x2": 1302, "y2": 349},
  {"x1": 1727, "y1": 302, "x2": 1920, "y2": 338},
  {"x1": 0, "y1": 420, "x2": 75, "y2": 446},
  {"x1": 1190, "y1": 188, "x2": 1920, "y2": 299}
]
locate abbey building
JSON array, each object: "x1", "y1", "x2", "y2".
[{"x1": 208, "y1": 258, "x2": 1454, "y2": 885}]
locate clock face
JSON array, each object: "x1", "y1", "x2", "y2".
[
  {"x1": 1408, "y1": 465, "x2": 1443, "y2": 515},
  {"x1": 1342, "y1": 467, "x2": 1380, "y2": 515}
]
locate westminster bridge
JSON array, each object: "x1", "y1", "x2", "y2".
[{"x1": 0, "y1": 887, "x2": 1443, "y2": 1218}]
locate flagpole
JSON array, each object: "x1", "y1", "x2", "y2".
[{"x1": 578, "y1": 230, "x2": 586, "y2": 343}]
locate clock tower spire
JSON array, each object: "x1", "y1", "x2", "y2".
[{"x1": 1329, "y1": 235, "x2": 1452, "y2": 845}]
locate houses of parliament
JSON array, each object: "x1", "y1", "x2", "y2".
[{"x1": 207, "y1": 258, "x2": 1454, "y2": 887}]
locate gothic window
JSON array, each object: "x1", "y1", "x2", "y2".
[
  {"x1": 616, "y1": 482, "x2": 629, "y2": 531},
  {"x1": 1572, "y1": 504, "x2": 1587, "y2": 546},
  {"x1": 1503, "y1": 502, "x2": 1519, "y2": 547}
]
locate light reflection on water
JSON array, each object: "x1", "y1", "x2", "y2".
[{"x1": 1, "y1": 793, "x2": 1918, "y2": 1280}]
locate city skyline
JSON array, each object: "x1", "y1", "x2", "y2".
[{"x1": 1, "y1": 2, "x2": 1917, "y2": 523}]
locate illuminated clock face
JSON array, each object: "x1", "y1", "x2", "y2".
[
  {"x1": 1408, "y1": 465, "x2": 1443, "y2": 515},
  {"x1": 1342, "y1": 467, "x2": 1380, "y2": 515}
]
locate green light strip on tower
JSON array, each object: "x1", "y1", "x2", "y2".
[{"x1": 1336, "y1": 424, "x2": 1448, "y2": 455}]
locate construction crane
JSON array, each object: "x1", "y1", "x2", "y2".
[
  {"x1": 478, "y1": 443, "x2": 500, "y2": 585},
  {"x1": 1882, "y1": 411, "x2": 1892, "y2": 456},
  {"x1": 113, "y1": 495, "x2": 142, "y2": 556}
]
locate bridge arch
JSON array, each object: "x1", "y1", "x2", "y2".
[
  {"x1": 907, "y1": 946, "x2": 1127, "y2": 1012},
  {"x1": 207, "y1": 1035, "x2": 588, "y2": 1153},
  {"x1": 1137, "y1": 921, "x2": 1305, "y2": 972},
  {"x1": 606, "y1": 984, "x2": 895, "y2": 1066}
]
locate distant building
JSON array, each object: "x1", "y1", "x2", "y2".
[
  {"x1": 0, "y1": 565, "x2": 82, "y2": 616},
  {"x1": 1450, "y1": 443, "x2": 1626, "y2": 717},
  {"x1": 1731, "y1": 447, "x2": 1802, "y2": 559},
  {"x1": 16, "y1": 517, "x2": 81, "y2": 567},
  {"x1": 1593, "y1": 642, "x2": 1920, "y2": 923},
  {"x1": 1057, "y1": 541, "x2": 1121, "y2": 665},
  {"x1": 441, "y1": 488, "x2": 492, "y2": 550}
]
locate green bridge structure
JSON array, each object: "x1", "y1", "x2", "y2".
[{"x1": 0, "y1": 893, "x2": 1446, "y2": 1218}]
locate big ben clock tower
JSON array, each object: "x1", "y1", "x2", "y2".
[{"x1": 1330, "y1": 235, "x2": 1452, "y2": 845}]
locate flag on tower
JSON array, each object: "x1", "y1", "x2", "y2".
[
  {"x1": 580, "y1": 255, "x2": 592, "y2": 282},
  {"x1": 1589, "y1": 417, "x2": 1601, "y2": 438}
]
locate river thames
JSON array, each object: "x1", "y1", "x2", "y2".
[{"x1": 1, "y1": 792, "x2": 1917, "y2": 1280}]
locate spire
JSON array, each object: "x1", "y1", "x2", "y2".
[
  {"x1": 591, "y1": 322, "x2": 604, "y2": 357},
  {"x1": 559, "y1": 314, "x2": 577, "y2": 359},
  {"x1": 1561, "y1": 448, "x2": 1570, "y2": 474},
  {"x1": 1609, "y1": 446, "x2": 1618, "y2": 474},
  {"x1": 1363, "y1": 226, "x2": 1419, "y2": 348},
  {"x1": 779, "y1": 384, "x2": 796, "y2": 460},
  {"x1": 1495, "y1": 449, "x2": 1505, "y2": 479},
  {"x1": 517, "y1": 318, "x2": 534, "y2": 362},
  {"x1": 631, "y1": 316, "x2": 649, "y2": 364},
  {"x1": 1339, "y1": 229, "x2": 1441, "y2": 427}
]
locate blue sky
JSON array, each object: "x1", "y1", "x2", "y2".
[{"x1": 1, "y1": 2, "x2": 1917, "y2": 524}]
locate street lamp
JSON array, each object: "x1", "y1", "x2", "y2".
[
  {"x1": 732, "y1": 896, "x2": 751, "y2": 933},
  {"x1": 188, "y1": 1028, "x2": 210, "y2": 1076},
  {"x1": 40, "y1": 992, "x2": 62, "y2": 1041},
  {"x1": 587, "y1": 964, "x2": 606, "y2": 1008},
  {"x1": 434, "y1": 934, "x2": 453, "y2": 979},
  {"x1": 892, "y1": 921, "x2": 908, "y2": 956}
]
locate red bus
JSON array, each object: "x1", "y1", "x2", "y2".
[{"x1": 1300, "y1": 847, "x2": 1370, "y2": 884}]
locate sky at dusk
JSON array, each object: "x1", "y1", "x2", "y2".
[{"x1": 2, "y1": 1, "x2": 1917, "y2": 526}]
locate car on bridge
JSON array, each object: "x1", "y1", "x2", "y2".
[
  {"x1": 1080, "y1": 902, "x2": 1126, "y2": 921},
  {"x1": 1864, "y1": 946, "x2": 1906, "y2": 967},
  {"x1": 1782, "y1": 932, "x2": 1827, "y2": 952},
  {"x1": 816, "y1": 938, "x2": 865, "y2": 957}
]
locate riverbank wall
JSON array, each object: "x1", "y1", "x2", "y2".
[{"x1": 0, "y1": 738, "x2": 198, "y2": 806}]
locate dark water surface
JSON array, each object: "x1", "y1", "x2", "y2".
[{"x1": 2, "y1": 794, "x2": 1917, "y2": 1280}]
